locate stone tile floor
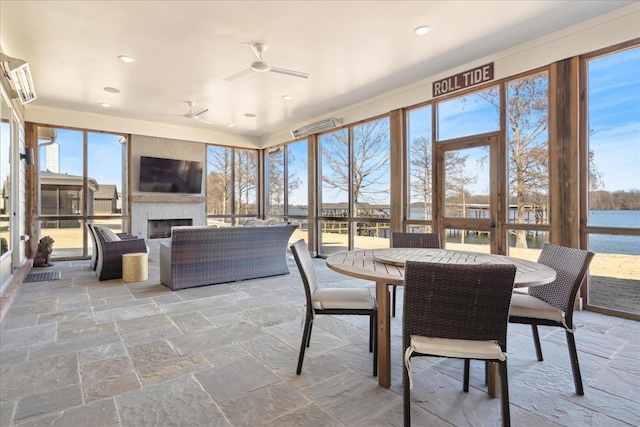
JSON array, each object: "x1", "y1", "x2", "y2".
[{"x1": 0, "y1": 255, "x2": 638, "y2": 426}]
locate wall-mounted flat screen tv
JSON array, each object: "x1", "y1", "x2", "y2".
[{"x1": 139, "y1": 156, "x2": 203, "y2": 194}]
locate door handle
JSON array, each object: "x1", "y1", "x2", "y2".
[{"x1": 489, "y1": 222, "x2": 496, "y2": 228}]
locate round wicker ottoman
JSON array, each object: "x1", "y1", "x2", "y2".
[{"x1": 122, "y1": 252, "x2": 148, "y2": 283}]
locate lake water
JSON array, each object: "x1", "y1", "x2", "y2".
[
  {"x1": 445, "y1": 210, "x2": 640, "y2": 255},
  {"x1": 304, "y1": 208, "x2": 639, "y2": 255},
  {"x1": 587, "y1": 210, "x2": 639, "y2": 255}
]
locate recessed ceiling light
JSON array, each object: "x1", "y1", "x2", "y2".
[
  {"x1": 282, "y1": 95, "x2": 292, "y2": 101},
  {"x1": 100, "y1": 103, "x2": 111, "y2": 108},
  {"x1": 103, "y1": 87, "x2": 120, "y2": 93},
  {"x1": 227, "y1": 123, "x2": 235, "y2": 127},
  {"x1": 414, "y1": 26, "x2": 430, "y2": 36},
  {"x1": 244, "y1": 113, "x2": 256, "y2": 118},
  {"x1": 118, "y1": 55, "x2": 135, "y2": 63}
]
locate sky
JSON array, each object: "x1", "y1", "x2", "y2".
[
  {"x1": 35, "y1": 46, "x2": 639, "y2": 204},
  {"x1": 38, "y1": 130, "x2": 124, "y2": 191},
  {"x1": 587, "y1": 46, "x2": 640, "y2": 192}
]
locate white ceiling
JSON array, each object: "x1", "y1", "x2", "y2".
[{"x1": 0, "y1": 1, "x2": 634, "y2": 142}]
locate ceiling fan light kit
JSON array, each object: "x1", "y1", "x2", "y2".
[
  {"x1": 291, "y1": 117, "x2": 342, "y2": 138},
  {"x1": 251, "y1": 61, "x2": 271, "y2": 72}
]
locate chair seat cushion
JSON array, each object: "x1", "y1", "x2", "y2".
[
  {"x1": 510, "y1": 293, "x2": 564, "y2": 323},
  {"x1": 312, "y1": 288, "x2": 375, "y2": 310},
  {"x1": 404, "y1": 335, "x2": 506, "y2": 389},
  {"x1": 407, "y1": 335, "x2": 506, "y2": 361}
]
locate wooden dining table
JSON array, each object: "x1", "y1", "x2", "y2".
[{"x1": 325, "y1": 247, "x2": 557, "y2": 396}]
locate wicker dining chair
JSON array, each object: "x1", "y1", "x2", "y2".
[
  {"x1": 390, "y1": 232, "x2": 441, "y2": 317},
  {"x1": 509, "y1": 243, "x2": 594, "y2": 395},
  {"x1": 403, "y1": 261, "x2": 517, "y2": 427},
  {"x1": 290, "y1": 239, "x2": 378, "y2": 377}
]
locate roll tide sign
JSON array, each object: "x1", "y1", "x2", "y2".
[{"x1": 433, "y1": 63, "x2": 494, "y2": 97}]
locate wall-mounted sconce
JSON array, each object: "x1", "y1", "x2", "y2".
[
  {"x1": 0, "y1": 52, "x2": 37, "y2": 104},
  {"x1": 20, "y1": 147, "x2": 35, "y2": 165}
]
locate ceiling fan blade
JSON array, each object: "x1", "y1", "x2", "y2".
[
  {"x1": 194, "y1": 108, "x2": 209, "y2": 117},
  {"x1": 224, "y1": 68, "x2": 253, "y2": 81},
  {"x1": 194, "y1": 116, "x2": 213, "y2": 125},
  {"x1": 243, "y1": 42, "x2": 262, "y2": 62},
  {"x1": 270, "y1": 67, "x2": 310, "y2": 79}
]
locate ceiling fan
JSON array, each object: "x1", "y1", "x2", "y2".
[
  {"x1": 160, "y1": 102, "x2": 213, "y2": 124},
  {"x1": 224, "y1": 43, "x2": 310, "y2": 81}
]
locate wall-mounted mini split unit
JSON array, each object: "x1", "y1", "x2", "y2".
[
  {"x1": 0, "y1": 53, "x2": 37, "y2": 104},
  {"x1": 291, "y1": 117, "x2": 342, "y2": 139}
]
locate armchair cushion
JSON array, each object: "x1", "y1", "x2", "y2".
[{"x1": 101, "y1": 227, "x2": 121, "y2": 241}]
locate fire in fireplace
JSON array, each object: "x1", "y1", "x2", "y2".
[{"x1": 148, "y1": 219, "x2": 193, "y2": 239}]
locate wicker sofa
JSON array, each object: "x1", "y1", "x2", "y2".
[{"x1": 159, "y1": 224, "x2": 298, "y2": 290}]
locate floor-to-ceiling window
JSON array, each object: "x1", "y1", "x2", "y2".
[
  {"x1": 265, "y1": 139, "x2": 308, "y2": 243},
  {"x1": 36, "y1": 126, "x2": 127, "y2": 260},
  {"x1": 318, "y1": 116, "x2": 390, "y2": 255},
  {"x1": 406, "y1": 104, "x2": 434, "y2": 233},
  {"x1": 505, "y1": 72, "x2": 550, "y2": 261},
  {"x1": 206, "y1": 145, "x2": 259, "y2": 226},
  {"x1": 581, "y1": 43, "x2": 640, "y2": 318}
]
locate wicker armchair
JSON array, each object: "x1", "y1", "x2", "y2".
[
  {"x1": 509, "y1": 243, "x2": 594, "y2": 395},
  {"x1": 290, "y1": 239, "x2": 378, "y2": 377},
  {"x1": 87, "y1": 223, "x2": 137, "y2": 271},
  {"x1": 403, "y1": 262, "x2": 516, "y2": 427},
  {"x1": 390, "y1": 232, "x2": 441, "y2": 317},
  {"x1": 93, "y1": 225, "x2": 147, "y2": 281}
]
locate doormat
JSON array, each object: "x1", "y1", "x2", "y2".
[{"x1": 23, "y1": 271, "x2": 62, "y2": 283}]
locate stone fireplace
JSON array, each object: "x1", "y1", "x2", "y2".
[
  {"x1": 131, "y1": 196, "x2": 206, "y2": 260},
  {"x1": 147, "y1": 219, "x2": 193, "y2": 239}
]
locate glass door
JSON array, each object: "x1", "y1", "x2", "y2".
[{"x1": 435, "y1": 133, "x2": 501, "y2": 254}]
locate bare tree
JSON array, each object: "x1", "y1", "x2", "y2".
[
  {"x1": 445, "y1": 151, "x2": 478, "y2": 243},
  {"x1": 321, "y1": 119, "x2": 390, "y2": 213},
  {"x1": 235, "y1": 150, "x2": 258, "y2": 215},
  {"x1": 587, "y1": 127, "x2": 605, "y2": 209},
  {"x1": 268, "y1": 148, "x2": 303, "y2": 215},
  {"x1": 409, "y1": 136, "x2": 433, "y2": 219},
  {"x1": 206, "y1": 147, "x2": 232, "y2": 216},
  {"x1": 474, "y1": 74, "x2": 549, "y2": 248},
  {"x1": 268, "y1": 150, "x2": 285, "y2": 215}
]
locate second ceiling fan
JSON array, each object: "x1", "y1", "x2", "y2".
[{"x1": 224, "y1": 42, "x2": 309, "y2": 81}]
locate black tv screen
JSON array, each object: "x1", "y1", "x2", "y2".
[{"x1": 139, "y1": 156, "x2": 203, "y2": 194}]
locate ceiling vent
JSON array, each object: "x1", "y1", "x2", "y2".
[{"x1": 291, "y1": 117, "x2": 342, "y2": 139}]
